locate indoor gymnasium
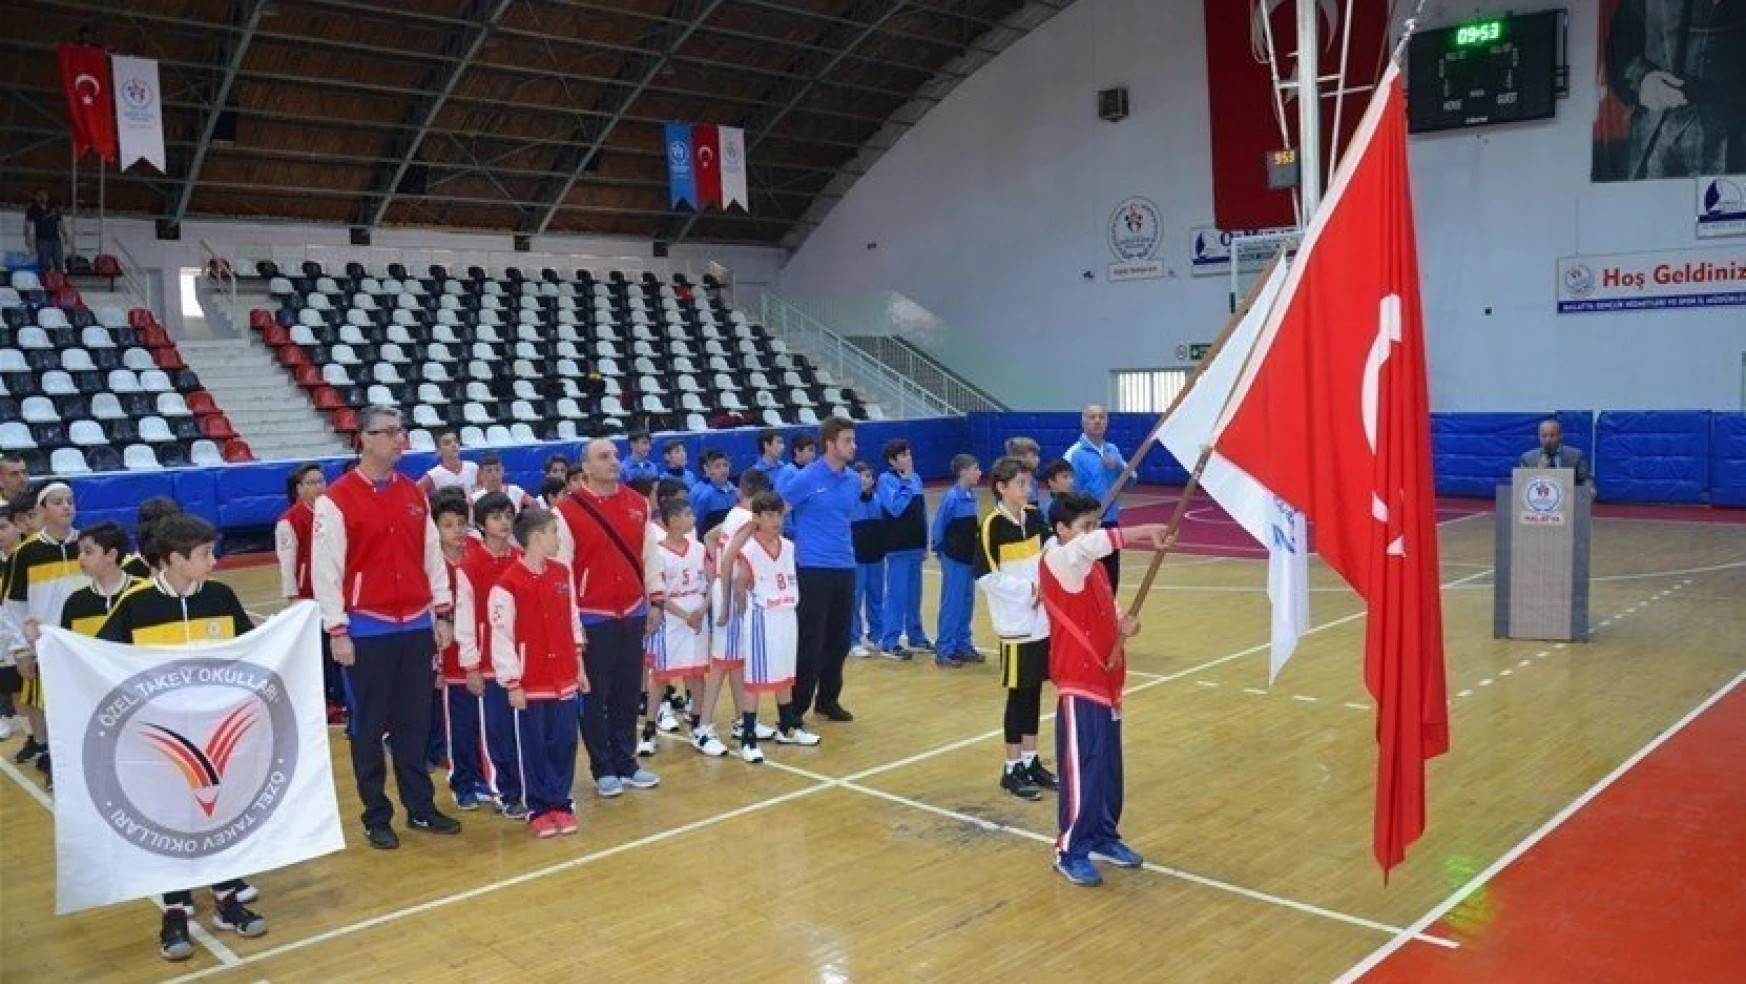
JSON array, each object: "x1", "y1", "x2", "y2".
[{"x1": 0, "y1": 1, "x2": 1741, "y2": 982}]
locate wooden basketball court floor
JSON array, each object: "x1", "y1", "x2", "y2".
[{"x1": 3, "y1": 488, "x2": 1742, "y2": 984}]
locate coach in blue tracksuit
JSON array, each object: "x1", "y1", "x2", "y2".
[
  {"x1": 877, "y1": 439, "x2": 932, "y2": 658},
  {"x1": 1067, "y1": 404, "x2": 1127, "y2": 591}
]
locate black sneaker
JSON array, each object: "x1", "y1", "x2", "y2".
[
  {"x1": 212, "y1": 895, "x2": 268, "y2": 938},
  {"x1": 13, "y1": 736, "x2": 44, "y2": 764},
  {"x1": 159, "y1": 908, "x2": 195, "y2": 961},
  {"x1": 1000, "y1": 765, "x2": 1042, "y2": 801},
  {"x1": 35, "y1": 751, "x2": 51, "y2": 775},
  {"x1": 815, "y1": 704, "x2": 855, "y2": 722},
  {"x1": 408, "y1": 810, "x2": 462, "y2": 835},
  {"x1": 364, "y1": 824, "x2": 400, "y2": 850},
  {"x1": 1025, "y1": 759, "x2": 1059, "y2": 791}
]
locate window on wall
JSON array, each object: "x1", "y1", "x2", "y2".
[{"x1": 1110, "y1": 368, "x2": 1188, "y2": 414}]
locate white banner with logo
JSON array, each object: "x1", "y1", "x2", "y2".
[
  {"x1": 719, "y1": 125, "x2": 748, "y2": 212},
  {"x1": 1107, "y1": 196, "x2": 1164, "y2": 281},
  {"x1": 1557, "y1": 245, "x2": 1746, "y2": 314},
  {"x1": 40, "y1": 603, "x2": 343, "y2": 914},
  {"x1": 110, "y1": 55, "x2": 166, "y2": 172},
  {"x1": 1697, "y1": 176, "x2": 1746, "y2": 239}
]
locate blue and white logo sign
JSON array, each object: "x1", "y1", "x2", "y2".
[
  {"x1": 1109, "y1": 197, "x2": 1163, "y2": 262},
  {"x1": 1520, "y1": 477, "x2": 1565, "y2": 526},
  {"x1": 1562, "y1": 262, "x2": 1596, "y2": 299},
  {"x1": 1697, "y1": 175, "x2": 1746, "y2": 240}
]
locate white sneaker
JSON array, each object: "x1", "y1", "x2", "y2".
[
  {"x1": 849, "y1": 643, "x2": 871, "y2": 658},
  {"x1": 690, "y1": 727, "x2": 728, "y2": 757},
  {"x1": 636, "y1": 734, "x2": 657, "y2": 757},
  {"x1": 731, "y1": 720, "x2": 779, "y2": 741},
  {"x1": 0, "y1": 717, "x2": 12, "y2": 741},
  {"x1": 655, "y1": 704, "x2": 680, "y2": 734},
  {"x1": 775, "y1": 727, "x2": 821, "y2": 747},
  {"x1": 739, "y1": 743, "x2": 766, "y2": 764}
]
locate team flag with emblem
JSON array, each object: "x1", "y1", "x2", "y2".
[
  {"x1": 1211, "y1": 62, "x2": 1447, "y2": 875},
  {"x1": 38, "y1": 603, "x2": 344, "y2": 913},
  {"x1": 110, "y1": 54, "x2": 166, "y2": 173},
  {"x1": 719, "y1": 125, "x2": 748, "y2": 212},
  {"x1": 666, "y1": 122, "x2": 696, "y2": 209},
  {"x1": 57, "y1": 42, "x2": 117, "y2": 163}
]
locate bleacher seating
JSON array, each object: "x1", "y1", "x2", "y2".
[
  {"x1": 0, "y1": 269, "x2": 254, "y2": 476},
  {"x1": 248, "y1": 261, "x2": 869, "y2": 448}
]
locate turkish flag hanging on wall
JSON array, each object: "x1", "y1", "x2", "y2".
[
  {"x1": 58, "y1": 42, "x2": 117, "y2": 163},
  {"x1": 692, "y1": 124, "x2": 722, "y2": 209},
  {"x1": 1201, "y1": 0, "x2": 1389, "y2": 231},
  {"x1": 1213, "y1": 64, "x2": 1447, "y2": 876}
]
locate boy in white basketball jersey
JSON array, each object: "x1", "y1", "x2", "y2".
[
  {"x1": 725, "y1": 492, "x2": 803, "y2": 763},
  {"x1": 691, "y1": 469, "x2": 774, "y2": 758},
  {"x1": 647, "y1": 496, "x2": 710, "y2": 751}
]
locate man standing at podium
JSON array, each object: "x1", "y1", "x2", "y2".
[{"x1": 1519, "y1": 420, "x2": 1591, "y2": 486}]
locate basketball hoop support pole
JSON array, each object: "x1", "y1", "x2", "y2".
[{"x1": 1297, "y1": 0, "x2": 1323, "y2": 219}]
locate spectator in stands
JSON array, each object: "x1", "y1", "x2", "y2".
[
  {"x1": 1520, "y1": 419, "x2": 1592, "y2": 487},
  {"x1": 23, "y1": 188, "x2": 70, "y2": 275},
  {"x1": 312, "y1": 406, "x2": 462, "y2": 850},
  {"x1": 1067, "y1": 405, "x2": 1127, "y2": 590},
  {"x1": 750, "y1": 428, "x2": 787, "y2": 477},
  {"x1": 661, "y1": 440, "x2": 696, "y2": 487},
  {"x1": 621, "y1": 431, "x2": 659, "y2": 484},
  {"x1": 0, "y1": 453, "x2": 29, "y2": 506},
  {"x1": 782, "y1": 416, "x2": 863, "y2": 731},
  {"x1": 555, "y1": 439, "x2": 661, "y2": 798},
  {"x1": 473, "y1": 453, "x2": 529, "y2": 511},
  {"x1": 418, "y1": 430, "x2": 478, "y2": 498}
]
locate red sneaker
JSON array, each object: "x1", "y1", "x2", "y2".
[
  {"x1": 531, "y1": 813, "x2": 559, "y2": 839},
  {"x1": 326, "y1": 704, "x2": 348, "y2": 727},
  {"x1": 555, "y1": 809, "x2": 578, "y2": 835}
]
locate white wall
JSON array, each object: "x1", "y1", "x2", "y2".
[{"x1": 779, "y1": 0, "x2": 1743, "y2": 413}]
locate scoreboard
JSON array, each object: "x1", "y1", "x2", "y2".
[{"x1": 1406, "y1": 10, "x2": 1563, "y2": 134}]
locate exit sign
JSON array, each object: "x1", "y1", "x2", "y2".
[{"x1": 1189, "y1": 343, "x2": 1211, "y2": 361}]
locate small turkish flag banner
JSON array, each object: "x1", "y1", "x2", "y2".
[
  {"x1": 692, "y1": 124, "x2": 722, "y2": 210},
  {"x1": 1213, "y1": 62, "x2": 1447, "y2": 876},
  {"x1": 58, "y1": 42, "x2": 117, "y2": 163}
]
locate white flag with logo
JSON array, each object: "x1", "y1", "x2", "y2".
[
  {"x1": 110, "y1": 55, "x2": 166, "y2": 172},
  {"x1": 39, "y1": 603, "x2": 343, "y2": 914},
  {"x1": 1157, "y1": 260, "x2": 1311, "y2": 681},
  {"x1": 719, "y1": 125, "x2": 749, "y2": 211}
]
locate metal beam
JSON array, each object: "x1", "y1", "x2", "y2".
[
  {"x1": 171, "y1": 0, "x2": 266, "y2": 223},
  {"x1": 672, "y1": 0, "x2": 908, "y2": 244},
  {"x1": 358, "y1": 0, "x2": 515, "y2": 228},
  {"x1": 525, "y1": 0, "x2": 728, "y2": 238}
]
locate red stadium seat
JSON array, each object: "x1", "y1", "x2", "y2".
[
  {"x1": 293, "y1": 364, "x2": 322, "y2": 388},
  {"x1": 262, "y1": 324, "x2": 289, "y2": 348},
  {"x1": 54, "y1": 287, "x2": 82, "y2": 308},
  {"x1": 93, "y1": 254, "x2": 123, "y2": 278},
  {"x1": 128, "y1": 308, "x2": 154, "y2": 328},
  {"x1": 152, "y1": 348, "x2": 187, "y2": 371},
  {"x1": 221, "y1": 439, "x2": 255, "y2": 463},
  {"x1": 41, "y1": 271, "x2": 67, "y2": 291},
  {"x1": 186, "y1": 390, "x2": 218, "y2": 416},
  {"x1": 312, "y1": 385, "x2": 343, "y2": 410},
  {"x1": 138, "y1": 325, "x2": 172, "y2": 349},
  {"x1": 250, "y1": 309, "x2": 273, "y2": 330},
  {"x1": 330, "y1": 408, "x2": 358, "y2": 433},
  {"x1": 202, "y1": 414, "x2": 238, "y2": 440},
  {"x1": 278, "y1": 346, "x2": 309, "y2": 368}
]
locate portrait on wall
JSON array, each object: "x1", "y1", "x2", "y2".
[{"x1": 1592, "y1": 0, "x2": 1746, "y2": 181}]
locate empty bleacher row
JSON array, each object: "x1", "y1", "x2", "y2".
[
  {"x1": 247, "y1": 260, "x2": 875, "y2": 449},
  {"x1": 0, "y1": 271, "x2": 254, "y2": 475}
]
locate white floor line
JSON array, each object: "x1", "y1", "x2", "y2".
[
  {"x1": 788, "y1": 767, "x2": 1459, "y2": 950},
  {"x1": 1326, "y1": 669, "x2": 1745, "y2": 984},
  {"x1": 152, "y1": 781, "x2": 835, "y2": 984},
  {"x1": 1591, "y1": 560, "x2": 1745, "y2": 582},
  {"x1": 0, "y1": 756, "x2": 243, "y2": 968}
]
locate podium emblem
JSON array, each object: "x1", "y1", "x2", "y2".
[{"x1": 1520, "y1": 477, "x2": 1565, "y2": 525}]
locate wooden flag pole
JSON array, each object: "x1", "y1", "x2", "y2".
[{"x1": 1097, "y1": 252, "x2": 1285, "y2": 518}]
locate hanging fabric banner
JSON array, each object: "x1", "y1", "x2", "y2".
[
  {"x1": 719, "y1": 125, "x2": 749, "y2": 212},
  {"x1": 693, "y1": 123, "x2": 722, "y2": 210},
  {"x1": 57, "y1": 42, "x2": 117, "y2": 164},
  {"x1": 111, "y1": 55, "x2": 166, "y2": 172},
  {"x1": 666, "y1": 122, "x2": 696, "y2": 209}
]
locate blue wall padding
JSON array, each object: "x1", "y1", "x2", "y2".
[
  {"x1": 54, "y1": 411, "x2": 1741, "y2": 544},
  {"x1": 1596, "y1": 411, "x2": 1710, "y2": 505},
  {"x1": 1429, "y1": 411, "x2": 1593, "y2": 497},
  {"x1": 1710, "y1": 414, "x2": 1746, "y2": 508}
]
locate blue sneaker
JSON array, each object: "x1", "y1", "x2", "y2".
[
  {"x1": 934, "y1": 655, "x2": 963, "y2": 669},
  {"x1": 1054, "y1": 854, "x2": 1104, "y2": 887},
  {"x1": 1089, "y1": 841, "x2": 1144, "y2": 868},
  {"x1": 454, "y1": 789, "x2": 482, "y2": 811},
  {"x1": 624, "y1": 768, "x2": 661, "y2": 789},
  {"x1": 596, "y1": 776, "x2": 624, "y2": 798}
]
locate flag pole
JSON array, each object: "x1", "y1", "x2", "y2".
[{"x1": 1097, "y1": 251, "x2": 1285, "y2": 519}]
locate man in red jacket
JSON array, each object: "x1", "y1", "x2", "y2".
[
  {"x1": 313, "y1": 406, "x2": 463, "y2": 850},
  {"x1": 556, "y1": 438, "x2": 662, "y2": 798},
  {"x1": 1038, "y1": 492, "x2": 1169, "y2": 888}
]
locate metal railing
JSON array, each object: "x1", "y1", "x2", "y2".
[
  {"x1": 760, "y1": 292, "x2": 956, "y2": 418},
  {"x1": 199, "y1": 239, "x2": 240, "y2": 327},
  {"x1": 842, "y1": 334, "x2": 1005, "y2": 412},
  {"x1": 109, "y1": 238, "x2": 152, "y2": 312}
]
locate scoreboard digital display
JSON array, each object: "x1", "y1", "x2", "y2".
[{"x1": 1407, "y1": 10, "x2": 1562, "y2": 134}]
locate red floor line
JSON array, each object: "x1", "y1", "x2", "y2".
[{"x1": 1348, "y1": 675, "x2": 1746, "y2": 984}]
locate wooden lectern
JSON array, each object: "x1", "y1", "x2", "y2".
[{"x1": 1493, "y1": 468, "x2": 1590, "y2": 642}]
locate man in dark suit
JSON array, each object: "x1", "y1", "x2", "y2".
[{"x1": 1519, "y1": 419, "x2": 1592, "y2": 486}]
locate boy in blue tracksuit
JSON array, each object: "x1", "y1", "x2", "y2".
[
  {"x1": 877, "y1": 439, "x2": 932, "y2": 660},
  {"x1": 931, "y1": 454, "x2": 982, "y2": 667},
  {"x1": 689, "y1": 450, "x2": 736, "y2": 535},
  {"x1": 847, "y1": 462, "x2": 885, "y2": 657}
]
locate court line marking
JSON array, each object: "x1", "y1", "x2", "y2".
[
  {"x1": 0, "y1": 756, "x2": 244, "y2": 968},
  {"x1": 758, "y1": 758, "x2": 1459, "y2": 950},
  {"x1": 1326, "y1": 668, "x2": 1746, "y2": 984},
  {"x1": 151, "y1": 781, "x2": 835, "y2": 984},
  {"x1": 1591, "y1": 560, "x2": 1744, "y2": 582}
]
